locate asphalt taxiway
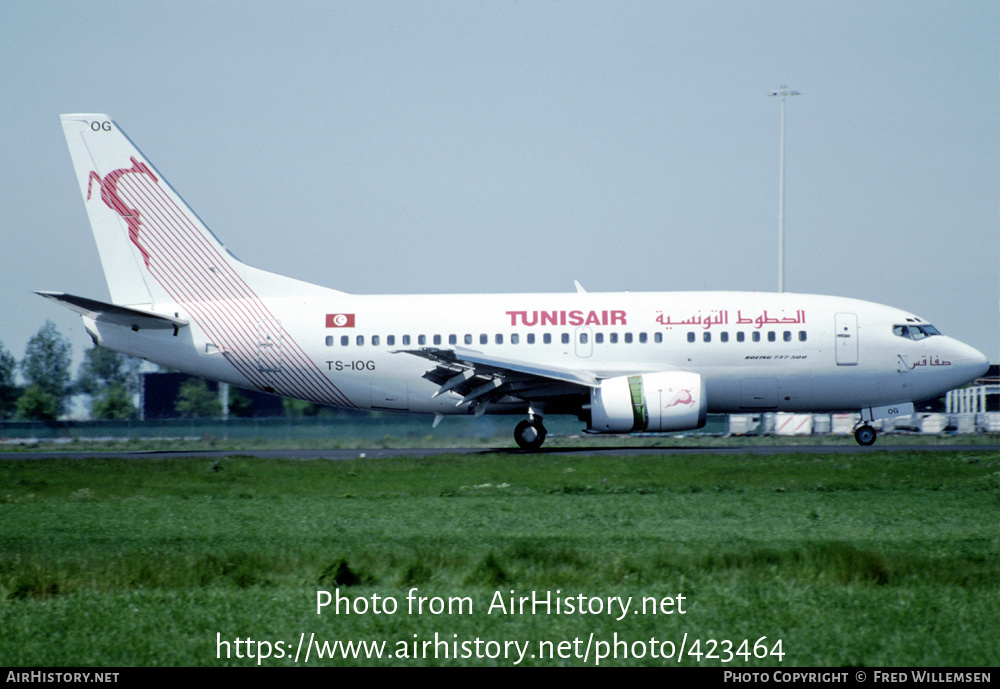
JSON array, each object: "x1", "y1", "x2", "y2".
[{"x1": 2, "y1": 443, "x2": 996, "y2": 461}]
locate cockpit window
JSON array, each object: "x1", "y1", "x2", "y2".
[{"x1": 893, "y1": 324, "x2": 941, "y2": 340}]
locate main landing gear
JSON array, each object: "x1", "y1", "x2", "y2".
[
  {"x1": 514, "y1": 405, "x2": 547, "y2": 451},
  {"x1": 854, "y1": 424, "x2": 877, "y2": 446},
  {"x1": 514, "y1": 417, "x2": 547, "y2": 451}
]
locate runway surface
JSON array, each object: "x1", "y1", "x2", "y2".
[{"x1": 3, "y1": 443, "x2": 996, "y2": 461}]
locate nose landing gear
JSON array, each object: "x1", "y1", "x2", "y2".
[{"x1": 854, "y1": 424, "x2": 877, "y2": 446}]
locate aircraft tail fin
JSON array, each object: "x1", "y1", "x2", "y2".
[{"x1": 60, "y1": 114, "x2": 340, "y2": 307}]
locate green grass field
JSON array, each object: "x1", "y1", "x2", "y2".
[{"x1": 1, "y1": 448, "x2": 997, "y2": 666}]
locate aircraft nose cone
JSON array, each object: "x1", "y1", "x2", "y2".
[
  {"x1": 972, "y1": 349, "x2": 990, "y2": 378},
  {"x1": 952, "y1": 342, "x2": 990, "y2": 384}
]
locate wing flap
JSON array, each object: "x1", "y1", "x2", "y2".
[
  {"x1": 397, "y1": 346, "x2": 597, "y2": 410},
  {"x1": 403, "y1": 346, "x2": 599, "y2": 388}
]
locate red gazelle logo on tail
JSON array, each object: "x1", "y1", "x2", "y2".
[{"x1": 87, "y1": 156, "x2": 157, "y2": 266}]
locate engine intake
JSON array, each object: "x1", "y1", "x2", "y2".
[{"x1": 589, "y1": 372, "x2": 707, "y2": 433}]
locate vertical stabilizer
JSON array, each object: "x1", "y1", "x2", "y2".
[
  {"x1": 61, "y1": 114, "x2": 295, "y2": 308},
  {"x1": 61, "y1": 115, "x2": 163, "y2": 305}
]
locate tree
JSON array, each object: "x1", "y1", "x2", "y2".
[
  {"x1": 76, "y1": 345, "x2": 139, "y2": 394},
  {"x1": 91, "y1": 384, "x2": 136, "y2": 420},
  {"x1": 283, "y1": 398, "x2": 322, "y2": 417},
  {"x1": 174, "y1": 378, "x2": 221, "y2": 418},
  {"x1": 227, "y1": 389, "x2": 253, "y2": 417},
  {"x1": 16, "y1": 386, "x2": 59, "y2": 420},
  {"x1": 18, "y1": 321, "x2": 72, "y2": 419},
  {"x1": 0, "y1": 341, "x2": 19, "y2": 419},
  {"x1": 76, "y1": 345, "x2": 140, "y2": 420}
]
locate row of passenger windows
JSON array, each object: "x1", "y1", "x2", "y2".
[
  {"x1": 324, "y1": 332, "x2": 622, "y2": 347},
  {"x1": 324, "y1": 330, "x2": 808, "y2": 347},
  {"x1": 689, "y1": 330, "x2": 808, "y2": 343}
]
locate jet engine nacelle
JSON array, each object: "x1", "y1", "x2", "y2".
[{"x1": 589, "y1": 371, "x2": 707, "y2": 433}]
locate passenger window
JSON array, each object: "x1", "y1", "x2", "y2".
[
  {"x1": 579, "y1": 332, "x2": 588, "y2": 344},
  {"x1": 341, "y1": 335, "x2": 349, "y2": 346},
  {"x1": 752, "y1": 332, "x2": 761, "y2": 342},
  {"x1": 387, "y1": 335, "x2": 395, "y2": 346},
  {"x1": 464, "y1": 334, "x2": 472, "y2": 345},
  {"x1": 798, "y1": 331, "x2": 807, "y2": 342},
  {"x1": 527, "y1": 333, "x2": 535, "y2": 344},
  {"x1": 325, "y1": 336, "x2": 334, "y2": 347},
  {"x1": 687, "y1": 332, "x2": 695, "y2": 343},
  {"x1": 511, "y1": 334, "x2": 519, "y2": 344},
  {"x1": 357, "y1": 335, "x2": 364, "y2": 346},
  {"x1": 449, "y1": 334, "x2": 457, "y2": 345},
  {"x1": 372, "y1": 335, "x2": 380, "y2": 346},
  {"x1": 596, "y1": 333, "x2": 604, "y2": 344},
  {"x1": 495, "y1": 334, "x2": 503, "y2": 345},
  {"x1": 543, "y1": 333, "x2": 552, "y2": 344},
  {"x1": 561, "y1": 333, "x2": 570, "y2": 344},
  {"x1": 402, "y1": 335, "x2": 411, "y2": 345},
  {"x1": 480, "y1": 334, "x2": 488, "y2": 345},
  {"x1": 654, "y1": 333, "x2": 662, "y2": 343},
  {"x1": 418, "y1": 335, "x2": 426, "y2": 345},
  {"x1": 639, "y1": 332, "x2": 647, "y2": 343},
  {"x1": 767, "y1": 332, "x2": 776, "y2": 342},
  {"x1": 736, "y1": 332, "x2": 745, "y2": 342},
  {"x1": 703, "y1": 332, "x2": 711, "y2": 343},
  {"x1": 433, "y1": 335, "x2": 442, "y2": 345},
  {"x1": 783, "y1": 331, "x2": 791, "y2": 342},
  {"x1": 720, "y1": 332, "x2": 729, "y2": 343},
  {"x1": 610, "y1": 333, "x2": 619, "y2": 343},
  {"x1": 625, "y1": 333, "x2": 633, "y2": 343}
]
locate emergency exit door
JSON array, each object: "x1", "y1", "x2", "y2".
[{"x1": 835, "y1": 313, "x2": 858, "y2": 365}]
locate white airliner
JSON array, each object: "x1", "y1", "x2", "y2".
[{"x1": 42, "y1": 114, "x2": 989, "y2": 449}]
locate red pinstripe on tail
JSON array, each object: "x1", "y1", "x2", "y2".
[{"x1": 69, "y1": 115, "x2": 353, "y2": 408}]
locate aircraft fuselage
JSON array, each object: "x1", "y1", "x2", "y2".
[{"x1": 85, "y1": 290, "x2": 986, "y2": 419}]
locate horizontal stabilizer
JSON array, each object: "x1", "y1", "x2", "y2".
[{"x1": 35, "y1": 292, "x2": 189, "y2": 331}]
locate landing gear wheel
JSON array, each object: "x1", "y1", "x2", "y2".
[
  {"x1": 854, "y1": 424, "x2": 877, "y2": 446},
  {"x1": 514, "y1": 419, "x2": 547, "y2": 451}
]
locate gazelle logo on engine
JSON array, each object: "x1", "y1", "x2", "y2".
[
  {"x1": 326, "y1": 314, "x2": 355, "y2": 328},
  {"x1": 664, "y1": 389, "x2": 695, "y2": 408}
]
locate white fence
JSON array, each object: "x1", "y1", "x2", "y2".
[
  {"x1": 946, "y1": 384, "x2": 998, "y2": 414},
  {"x1": 730, "y1": 383, "x2": 998, "y2": 436},
  {"x1": 730, "y1": 411, "x2": 999, "y2": 436}
]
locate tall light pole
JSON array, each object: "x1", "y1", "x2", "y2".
[{"x1": 768, "y1": 86, "x2": 800, "y2": 293}]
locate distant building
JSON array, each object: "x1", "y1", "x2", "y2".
[{"x1": 139, "y1": 372, "x2": 284, "y2": 419}]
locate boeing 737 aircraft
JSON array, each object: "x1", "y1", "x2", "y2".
[{"x1": 42, "y1": 114, "x2": 989, "y2": 449}]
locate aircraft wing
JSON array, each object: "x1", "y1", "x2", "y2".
[
  {"x1": 35, "y1": 291, "x2": 189, "y2": 332},
  {"x1": 398, "y1": 346, "x2": 597, "y2": 412}
]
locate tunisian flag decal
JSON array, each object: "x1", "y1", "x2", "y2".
[{"x1": 326, "y1": 314, "x2": 355, "y2": 328}]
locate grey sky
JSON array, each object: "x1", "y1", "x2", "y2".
[{"x1": 1, "y1": 0, "x2": 997, "y2": 376}]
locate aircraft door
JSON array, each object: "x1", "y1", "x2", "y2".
[
  {"x1": 257, "y1": 318, "x2": 283, "y2": 372},
  {"x1": 835, "y1": 313, "x2": 858, "y2": 365},
  {"x1": 575, "y1": 327, "x2": 593, "y2": 358}
]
